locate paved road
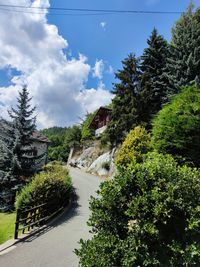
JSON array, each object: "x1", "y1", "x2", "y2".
[{"x1": 0, "y1": 168, "x2": 100, "y2": 267}]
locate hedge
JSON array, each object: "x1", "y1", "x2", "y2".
[{"x1": 15, "y1": 162, "x2": 72, "y2": 214}]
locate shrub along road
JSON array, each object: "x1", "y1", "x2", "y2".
[{"x1": 0, "y1": 168, "x2": 100, "y2": 267}]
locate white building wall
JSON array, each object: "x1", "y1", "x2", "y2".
[
  {"x1": 33, "y1": 141, "x2": 48, "y2": 169},
  {"x1": 95, "y1": 125, "x2": 107, "y2": 136}
]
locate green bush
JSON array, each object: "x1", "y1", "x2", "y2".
[
  {"x1": 76, "y1": 152, "x2": 200, "y2": 266},
  {"x1": 115, "y1": 125, "x2": 151, "y2": 166},
  {"x1": 101, "y1": 161, "x2": 110, "y2": 171},
  {"x1": 15, "y1": 163, "x2": 72, "y2": 213},
  {"x1": 81, "y1": 112, "x2": 95, "y2": 141},
  {"x1": 152, "y1": 85, "x2": 200, "y2": 167}
]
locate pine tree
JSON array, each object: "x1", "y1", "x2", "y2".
[
  {"x1": 8, "y1": 87, "x2": 45, "y2": 176},
  {"x1": 106, "y1": 54, "x2": 141, "y2": 144},
  {"x1": 0, "y1": 120, "x2": 21, "y2": 211},
  {"x1": 166, "y1": 5, "x2": 200, "y2": 95},
  {"x1": 0, "y1": 87, "x2": 44, "y2": 210},
  {"x1": 140, "y1": 28, "x2": 169, "y2": 124}
]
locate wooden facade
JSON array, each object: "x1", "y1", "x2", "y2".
[{"x1": 89, "y1": 107, "x2": 112, "y2": 135}]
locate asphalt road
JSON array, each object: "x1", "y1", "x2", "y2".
[{"x1": 0, "y1": 168, "x2": 101, "y2": 267}]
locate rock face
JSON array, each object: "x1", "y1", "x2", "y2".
[
  {"x1": 70, "y1": 144, "x2": 117, "y2": 177},
  {"x1": 88, "y1": 151, "x2": 112, "y2": 176},
  {"x1": 75, "y1": 147, "x2": 96, "y2": 169}
]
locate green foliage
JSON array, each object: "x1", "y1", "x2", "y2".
[
  {"x1": 76, "y1": 152, "x2": 200, "y2": 266},
  {"x1": 8, "y1": 87, "x2": 44, "y2": 176},
  {"x1": 101, "y1": 161, "x2": 110, "y2": 171},
  {"x1": 41, "y1": 127, "x2": 67, "y2": 138},
  {"x1": 41, "y1": 125, "x2": 81, "y2": 162},
  {"x1": 81, "y1": 112, "x2": 95, "y2": 141},
  {"x1": 115, "y1": 126, "x2": 151, "y2": 167},
  {"x1": 166, "y1": 5, "x2": 200, "y2": 95},
  {"x1": 0, "y1": 87, "x2": 41, "y2": 210},
  {"x1": 152, "y1": 85, "x2": 200, "y2": 167},
  {"x1": 65, "y1": 125, "x2": 81, "y2": 147},
  {"x1": 40, "y1": 127, "x2": 68, "y2": 162},
  {"x1": 140, "y1": 28, "x2": 169, "y2": 123},
  {"x1": 106, "y1": 53, "x2": 141, "y2": 145},
  {"x1": 15, "y1": 163, "x2": 72, "y2": 212}
]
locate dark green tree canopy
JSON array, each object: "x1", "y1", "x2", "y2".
[
  {"x1": 0, "y1": 87, "x2": 41, "y2": 210},
  {"x1": 140, "y1": 28, "x2": 169, "y2": 123},
  {"x1": 106, "y1": 53, "x2": 141, "y2": 144},
  {"x1": 166, "y1": 5, "x2": 200, "y2": 95}
]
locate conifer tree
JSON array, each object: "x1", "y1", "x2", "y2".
[
  {"x1": 0, "y1": 120, "x2": 21, "y2": 210},
  {"x1": 106, "y1": 54, "x2": 141, "y2": 144},
  {"x1": 8, "y1": 86, "x2": 44, "y2": 176},
  {"x1": 166, "y1": 5, "x2": 200, "y2": 95},
  {"x1": 140, "y1": 28, "x2": 169, "y2": 123},
  {"x1": 0, "y1": 87, "x2": 44, "y2": 210}
]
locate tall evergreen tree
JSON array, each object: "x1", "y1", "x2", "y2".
[
  {"x1": 166, "y1": 4, "x2": 200, "y2": 95},
  {"x1": 106, "y1": 54, "x2": 141, "y2": 144},
  {"x1": 8, "y1": 87, "x2": 44, "y2": 176},
  {"x1": 0, "y1": 87, "x2": 44, "y2": 210},
  {"x1": 140, "y1": 28, "x2": 169, "y2": 124},
  {"x1": 0, "y1": 120, "x2": 21, "y2": 210}
]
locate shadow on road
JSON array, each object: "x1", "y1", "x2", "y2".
[{"x1": 20, "y1": 188, "x2": 80, "y2": 243}]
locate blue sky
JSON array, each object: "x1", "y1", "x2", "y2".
[
  {"x1": 0, "y1": 0, "x2": 199, "y2": 128},
  {"x1": 47, "y1": 0, "x2": 197, "y2": 90}
]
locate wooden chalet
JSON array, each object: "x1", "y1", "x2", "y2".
[{"x1": 89, "y1": 106, "x2": 112, "y2": 136}]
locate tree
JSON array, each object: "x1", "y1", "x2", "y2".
[
  {"x1": 41, "y1": 127, "x2": 69, "y2": 162},
  {"x1": 140, "y1": 28, "x2": 169, "y2": 123},
  {"x1": 7, "y1": 87, "x2": 45, "y2": 176},
  {"x1": 0, "y1": 87, "x2": 44, "y2": 210},
  {"x1": 115, "y1": 126, "x2": 151, "y2": 167},
  {"x1": 76, "y1": 152, "x2": 200, "y2": 266},
  {"x1": 0, "y1": 124, "x2": 21, "y2": 211},
  {"x1": 166, "y1": 5, "x2": 200, "y2": 96},
  {"x1": 152, "y1": 85, "x2": 200, "y2": 167},
  {"x1": 65, "y1": 125, "x2": 81, "y2": 148},
  {"x1": 106, "y1": 53, "x2": 141, "y2": 144},
  {"x1": 81, "y1": 112, "x2": 95, "y2": 141}
]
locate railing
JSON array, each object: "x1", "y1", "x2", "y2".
[{"x1": 14, "y1": 200, "x2": 66, "y2": 239}]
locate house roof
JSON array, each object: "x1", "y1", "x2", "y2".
[
  {"x1": 0, "y1": 120, "x2": 50, "y2": 143},
  {"x1": 31, "y1": 131, "x2": 51, "y2": 143},
  {"x1": 89, "y1": 106, "x2": 112, "y2": 129}
]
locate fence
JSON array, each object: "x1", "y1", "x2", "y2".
[{"x1": 14, "y1": 200, "x2": 65, "y2": 239}]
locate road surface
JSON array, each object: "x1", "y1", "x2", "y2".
[{"x1": 0, "y1": 168, "x2": 100, "y2": 267}]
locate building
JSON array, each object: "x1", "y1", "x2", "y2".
[
  {"x1": 89, "y1": 107, "x2": 112, "y2": 136},
  {"x1": 0, "y1": 120, "x2": 50, "y2": 170},
  {"x1": 31, "y1": 131, "x2": 51, "y2": 169}
]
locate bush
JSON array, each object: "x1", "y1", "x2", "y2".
[
  {"x1": 101, "y1": 161, "x2": 110, "y2": 171},
  {"x1": 152, "y1": 85, "x2": 200, "y2": 167},
  {"x1": 115, "y1": 125, "x2": 151, "y2": 166},
  {"x1": 15, "y1": 163, "x2": 72, "y2": 213},
  {"x1": 76, "y1": 152, "x2": 200, "y2": 266}
]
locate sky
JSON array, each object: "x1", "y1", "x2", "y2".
[{"x1": 0, "y1": 0, "x2": 199, "y2": 129}]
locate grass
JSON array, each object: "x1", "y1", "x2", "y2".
[{"x1": 0, "y1": 212, "x2": 16, "y2": 244}]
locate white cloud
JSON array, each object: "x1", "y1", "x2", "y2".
[
  {"x1": 0, "y1": 0, "x2": 113, "y2": 128},
  {"x1": 76, "y1": 82, "x2": 113, "y2": 114},
  {"x1": 107, "y1": 65, "x2": 113, "y2": 74},
  {"x1": 92, "y1": 59, "x2": 104, "y2": 79},
  {"x1": 100, "y1": 21, "x2": 107, "y2": 30}
]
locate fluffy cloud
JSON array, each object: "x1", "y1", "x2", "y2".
[
  {"x1": 92, "y1": 59, "x2": 104, "y2": 79},
  {"x1": 0, "y1": 0, "x2": 113, "y2": 128}
]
